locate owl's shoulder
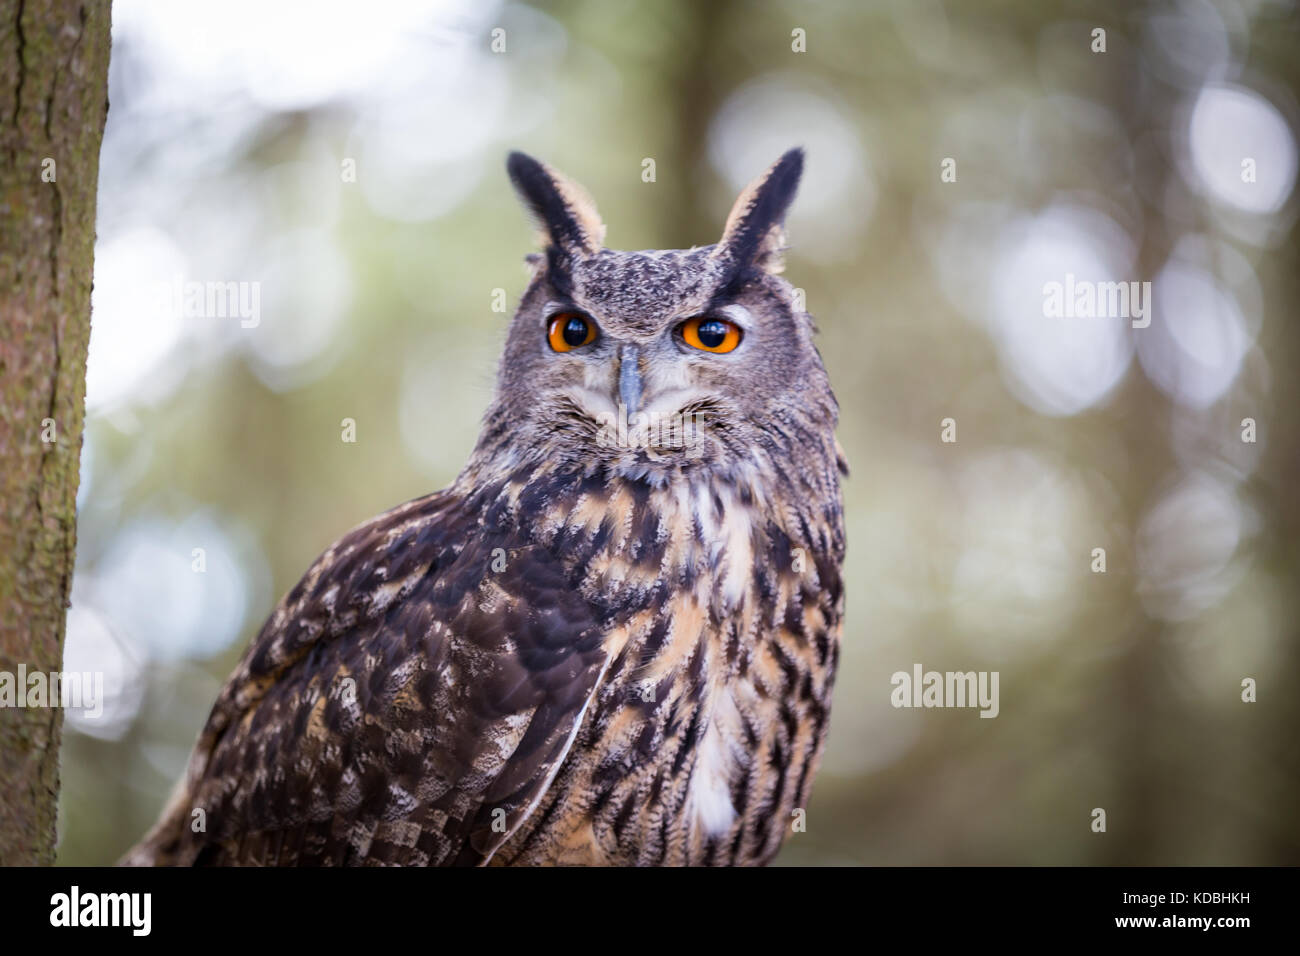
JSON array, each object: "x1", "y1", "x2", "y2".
[{"x1": 131, "y1": 483, "x2": 617, "y2": 866}]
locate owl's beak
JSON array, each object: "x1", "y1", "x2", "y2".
[{"x1": 618, "y1": 344, "x2": 642, "y2": 416}]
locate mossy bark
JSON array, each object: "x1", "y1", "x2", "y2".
[{"x1": 0, "y1": 0, "x2": 110, "y2": 865}]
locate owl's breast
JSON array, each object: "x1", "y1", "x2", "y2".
[{"x1": 495, "y1": 469, "x2": 844, "y2": 866}]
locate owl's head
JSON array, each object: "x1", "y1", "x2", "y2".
[{"x1": 483, "y1": 149, "x2": 837, "y2": 485}]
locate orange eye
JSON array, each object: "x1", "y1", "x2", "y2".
[
  {"x1": 547, "y1": 313, "x2": 597, "y2": 352},
  {"x1": 679, "y1": 316, "x2": 742, "y2": 354}
]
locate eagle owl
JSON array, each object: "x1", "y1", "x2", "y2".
[{"x1": 124, "y1": 148, "x2": 846, "y2": 866}]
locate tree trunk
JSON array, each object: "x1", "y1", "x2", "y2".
[{"x1": 0, "y1": 0, "x2": 110, "y2": 865}]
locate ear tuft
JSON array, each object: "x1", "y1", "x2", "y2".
[
  {"x1": 506, "y1": 151, "x2": 605, "y2": 261},
  {"x1": 712, "y1": 148, "x2": 804, "y2": 273}
]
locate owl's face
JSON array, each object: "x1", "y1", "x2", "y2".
[{"x1": 487, "y1": 150, "x2": 836, "y2": 483}]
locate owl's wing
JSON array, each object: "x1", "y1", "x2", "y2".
[{"x1": 123, "y1": 489, "x2": 611, "y2": 866}]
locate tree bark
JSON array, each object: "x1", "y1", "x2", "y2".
[{"x1": 0, "y1": 0, "x2": 110, "y2": 865}]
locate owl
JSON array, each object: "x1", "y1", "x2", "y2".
[{"x1": 123, "y1": 148, "x2": 846, "y2": 866}]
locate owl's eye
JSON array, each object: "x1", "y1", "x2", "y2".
[
  {"x1": 679, "y1": 316, "x2": 742, "y2": 354},
  {"x1": 547, "y1": 313, "x2": 597, "y2": 352}
]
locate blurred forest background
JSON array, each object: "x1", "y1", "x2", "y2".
[{"x1": 57, "y1": 0, "x2": 1299, "y2": 865}]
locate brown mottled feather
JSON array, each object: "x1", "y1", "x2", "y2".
[{"x1": 127, "y1": 487, "x2": 611, "y2": 866}]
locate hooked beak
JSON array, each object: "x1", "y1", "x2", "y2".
[{"x1": 618, "y1": 344, "x2": 642, "y2": 416}]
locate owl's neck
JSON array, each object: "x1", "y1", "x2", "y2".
[{"x1": 452, "y1": 409, "x2": 845, "y2": 618}]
